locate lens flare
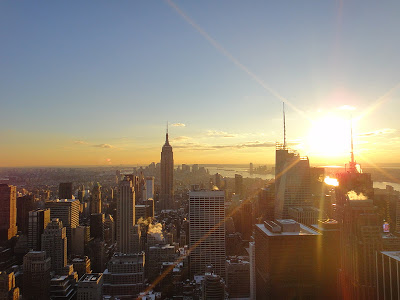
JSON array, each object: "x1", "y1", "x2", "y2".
[{"x1": 324, "y1": 176, "x2": 339, "y2": 186}]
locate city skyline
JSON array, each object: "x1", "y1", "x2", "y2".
[{"x1": 1, "y1": 1, "x2": 400, "y2": 167}]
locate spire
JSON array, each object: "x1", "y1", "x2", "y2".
[
  {"x1": 349, "y1": 116, "x2": 357, "y2": 173},
  {"x1": 165, "y1": 122, "x2": 170, "y2": 146},
  {"x1": 283, "y1": 102, "x2": 287, "y2": 148}
]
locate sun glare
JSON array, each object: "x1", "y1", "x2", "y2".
[
  {"x1": 306, "y1": 114, "x2": 352, "y2": 158},
  {"x1": 324, "y1": 176, "x2": 339, "y2": 186}
]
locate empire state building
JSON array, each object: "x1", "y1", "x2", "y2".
[{"x1": 161, "y1": 129, "x2": 174, "y2": 210}]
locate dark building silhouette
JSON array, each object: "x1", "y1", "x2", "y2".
[
  {"x1": 339, "y1": 199, "x2": 382, "y2": 300},
  {"x1": 23, "y1": 251, "x2": 51, "y2": 300},
  {"x1": 258, "y1": 184, "x2": 275, "y2": 221},
  {"x1": 235, "y1": 174, "x2": 243, "y2": 197},
  {"x1": 90, "y1": 213, "x2": 105, "y2": 240},
  {"x1": 0, "y1": 184, "x2": 18, "y2": 241},
  {"x1": 90, "y1": 183, "x2": 102, "y2": 214},
  {"x1": 59, "y1": 182, "x2": 73, "y2": 200},
  {"x1": 28, "y1": 209, "x2": 50, "y2": 251},
  {"x1": 202, "y1": 266, "x2": 226, "y2": 300},
  {"x1": 255, "y1": 219, "x2": 321, "y2": 300},
  {"x1": 161, "y1": 129, "x2": 174, "y2": 210},
  {"x1": 16, "y1": 194, "x2": 36, "y2": 235}
]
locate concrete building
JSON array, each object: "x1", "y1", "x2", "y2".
[
  {"x1": 103, "y1": 253, "x2": 145, "y2": 299},
  {"x1": 339, "y1": 199, "x2": 382, "y2": 300},
  {"x1": 28, "y1": 208, "x2": 50, "y2": 251},
  {"x1": 377, "y1": 251, "x2": 400, "y2": 299},
  {"x1": 72, "y1": 256, "x2": 91, "y2": 279},
  {"x1": 77, "y1": 273, "x2": 103, "y2": 300},
  {"x1": 226, "y1": 256, "x2": 250, "y2": 298},
  {"x1": 189, "y1": 190, "x2": 226, "y2": 279},
  {"x1": 0, "y1": 271, "x2": 19, "y2": 300},
  {"x1": 288, "y1": 206, "x2": 320, "y2": 226},
  {"x1": 147, "y1": 244, "x2": 176, "y2": 280},
  {"x1": 45, "y1": 199, "x2": 80, "y2": 253},
  {"x1": 23, "y1": 251, "x2": 51, "y2": 300},
  {"x1": 201, "y1": 267, "x2": 225, "y2": 300},
  {"x1": 49, "y1": 275, "x2": 76, "y2": 300},
  {"x1": 104, "y1": 214, "x2": 115, "y2": 245},
  {"x1": 117, "y1": 177, "x2": 136, "y2": 253},
  {"x1": 59, "y1": 182, "x2": 73, "y2": 200},
  {"x1": 160, "y1": 130, "x2": 174, "y2": 210},
  {"x1": 90, "y1": 213, "x2": 104, "y2": 240},
  {"x1": 0, "y1": 184, "x2": 18, "y2": 241},
  {"x1": 41, "y1": 218, "x2": 67, "y2": 274},
  {"x1": 255, "y1": 219, "x2": 321, "y2": 300},
  {"x1": 16, "y1": 194, "x2": 36, "y2": 234},
  {"x1": 71, "y1": 226, "x2": 90, "y2": 256},
  {"x1": 248, "y1": 241, "x2": 256, "y2": 300},
  {"x1": 90, "y1": 183, "x2": 101, "y2": 214}
]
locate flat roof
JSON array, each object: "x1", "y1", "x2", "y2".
[
  {"x1": 80, "y1": 273, "x2": 102, "y2": 282},
  {"x1": 256, "y1": 223, "x2": 321, "y2": 236},
  {"x1": 382, "y1": 251, "x2": 400, "y2": 261}
]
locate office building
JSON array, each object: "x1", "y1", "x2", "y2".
[
  {"x1": 103, "y1": 253, "x2": 145, "y2": 299},
  {"x1": 258, "y1": 184, "x2": 275, "y2": 221},
  {"x1": 275, "y1": 144, "x2": 311, "y2": 219},
  {"x1": 90, "y1": 182, "x2": 101, "y2": 214},
  {"x1": 72, "y1": 256, "x2": 91, "y2": 279},
  {"x1": 117, "y1": 177, "x2": 136, "y2": 253},
  {"x1": 71, "y1": 226, "x2": 90, "y2": 256},
  {"x1": 147, "y1": 244, "x2": 176, "y2": 280},
  {"x1": 41, "y1": 218, "x2": 67, "y2": 274},
  {"x1": 248, "y1": 241, "x2": 256, "y2": 300},
  {"x1": 90, "y1": 213, "x2": 105, "y2": 240},
  {"x1": 255, "y1": 219, "x2": 321, "y2": 299},
  {"x1": 49, "y1": 275, "x2": 76, "y2": 300},
  {"x1": 0, "y1": 271, "x2": 19, "y2": 300},
  {"x1": 59, "y1": 182, "x2": 73, "y2": 200},
  {"x1": 104, "y1": 214, "x2": 115, "y2": 245},
  {"x1": 226, "y1": 257, "x2": 250, "y2": 298},
  {"x1": 160, "y1": 130, "x2": 174, "y2": 210},
  {"x1": 0, "y1": 184, "x2": 18, "y2": 241},
  {"x1": 376, "y1": 251, "x2": 400, "y2": 299},
  {"x1": 77, "y1": 273, "x2": 103, "y2": 300},
  {"x1": 16, "y1": 194, "x2": 36, "y2": 234},
  {"x1": 23, "y1": 251, "x2": 51, "y2": 300},
  {"x1": 45, "y1": 199, "x2": 80, "y2": 253},
  {"x1": 189, "y1": 190, "x2": 226, "y2": 278},
  {"x1": 28, "y1": 208, "x2": 50, "y2": 251},
  {"x1": 288, "y1": 206, "x2": 320, "y2": 226},
  {"x1": 145, "y1": 177, "x2": 155, "y2": 200},
  {"x1": 310, "y1": 219, "x2": 340, "y2": 300},
  {"x1": 339, "y1": 199, "x2": 382, "y2": 300},
  {"x1": 235, "y1": 174, "x2": 243, "y2": 197},
  {"x1": 202, "y1": 266, "x2": 226, "y2": 300}
]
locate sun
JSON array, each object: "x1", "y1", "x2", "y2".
[{"x1": 305, "y1": 114, "x2": 352, "y2": 158}]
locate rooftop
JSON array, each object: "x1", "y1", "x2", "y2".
[
  {"x1": 382, "y1": 251, "x2": 400, "y2": 261},
  {"x1": 79, "y1": 273, "x2": 102, "y2": 282},
  {"x1": 256, "y1": 219, "x2": 321, "y2": 236}
]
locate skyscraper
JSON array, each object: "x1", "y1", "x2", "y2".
[
  {"x1": 90, "y1": 182, "x2": 102, "y2": 214},
  {"x1": 161, "y1": 129, "x2": 174, "y2": 210},
  {"x1": 41, "y1": 218, "x2": 67, "y2": 274},
  {"x1": 28, "y1": 208, "x2": 51, "y2": 251},
  {"x1": 45, "y1": 199, "x2": 80, "y2": 253},
  {"x1": 117, "y1": 177, "x2": 136, "y2": 253},
  {"x1": 189, "y1": 190, "x2": 226, "y2": 278},
  {"x1": 274, "y1": 144, "x2": 311, "y2": 219},
  {"x1": 235, "y1": 174, "x2": 243, "y2": 197},
  {"x1": 59, "y1": 182, "x2": 73, "y2": 200},
  {"x1": 23, "y1": 251, "x2": 51, "y2": 300},
  {"x1": 145, "y1": 176, "x2": 155, "y2": 200},
  {"x1": 255, "y1": 219, "x2": 321, "y2": 299},
  {"x1": 0, "y1": 184, "x2": 18, "y2": 241}
]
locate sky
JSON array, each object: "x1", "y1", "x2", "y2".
[{"x1": 1, "y1": 1, "x2": 400, "y2": 167}]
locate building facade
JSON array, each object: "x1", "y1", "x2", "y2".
[
  {"x1": 160, "y1": 131, "x2": 174, "y2": 210},
  {"x1": 0, "y1": 184, "x2": 18, "y2": 241}
]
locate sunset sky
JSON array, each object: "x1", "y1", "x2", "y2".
[{"x1": 1, "y1": 1, "x2": 400, "y2": 167}]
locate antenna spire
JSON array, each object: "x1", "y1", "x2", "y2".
[
  {"x1": 283, "y1": 102, "x2": 286, "y2": 148},
  {"x1": 165, "y1": 121, "x2": 170, "y2": 145},
  {"x1": 349, "y1": 116, "x2": 357, "y2": 172}
]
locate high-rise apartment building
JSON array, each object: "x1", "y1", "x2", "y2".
[
  {"x1": 117, "y1": 177, "x2": 136, "y2": 253},
  {"x1": 45, "y1": 199, "x2": 80, "y2": 253},
  {"x1": 23, "y1": 251, "x2": 51, "y2": 300},
  {"x1": 189, "y1": 190, "x2": 226, "y2": 278},
  {"x1": 255, "y1": 219, "x2": 321, "y2": 299},
  {"x1": 0, "y1": 184, "x2": 17, "y2": 241},
  {"x1": 274, "y1": 144, "x2": 311, "y2": 219},
  {"x1": 77, "y1": 273, "x2": 103, "y2": 300},
  {"x1": 90, "y1": 182, "x2": 101, "y2": 214},
  {"x1": 41, "y1": 218, "x2": 67, "y2": 274},
  {"x1": 59, "y1": 182, "x2": 73, "y2": 200},
  {"x1": 161, "y1": 130, "x2": 174, "y2": 210},
  {"x1": 28, "y1": 208, "x2": 50, "y2": 251}
]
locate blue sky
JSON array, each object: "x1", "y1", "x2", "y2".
[{"x1": 1, "y1": 1, "x2": 400, "y2": 166}]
